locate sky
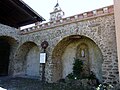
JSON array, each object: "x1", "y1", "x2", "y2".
[{"x1": 23, "y1": 0, "x2": 113, "y2": 22}]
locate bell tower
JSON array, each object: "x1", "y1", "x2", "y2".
[{"x1": 50, "y1": 0, "x2": 64, "y2": 21}]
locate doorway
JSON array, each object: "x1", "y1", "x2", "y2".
[{"x1": 0, "y1": 40, "x2": 10, "y2": 76}]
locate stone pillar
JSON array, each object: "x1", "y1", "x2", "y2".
[{"x1": 114, "y1": 0, "x2": 120, "y2": 82}]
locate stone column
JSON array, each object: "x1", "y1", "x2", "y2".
[{"x1": 114, "y1": 0, "x2": 120, "y2": 82}]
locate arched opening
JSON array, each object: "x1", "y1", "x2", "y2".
[
  {"x1": 0, "y1": 36, "x2": 16, "y2": 76},
  {"x1": 14, "y1": 42, "x2": 40, "y2": 78},
  {"x1": 0, "y1": 40, "x2": 10, "y2": 76},
  {"x1": 52, "y1": 35, "x2": 103, "y2": 82},
  {"x1": 76, "y1": 43, "x2": 90, "y2": 77}
]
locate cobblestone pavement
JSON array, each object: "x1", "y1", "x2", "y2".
[
  {"x1": 0, "y1": 77, "x2": 90, "y2": 90},
  {"x1": 1, "y1": 77, "x2": 120, "y2": 90},
  {"x1": 0, "y1": 77, "x2": 44, "y2": 90},
  {"x1": 0, "y1": 77, "x2": 84, "y2": 90}
]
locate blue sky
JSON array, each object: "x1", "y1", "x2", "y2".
[{"x1": 23, "y1": 0, "x2": 113, "y2": 22}]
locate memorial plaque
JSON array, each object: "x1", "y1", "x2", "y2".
[{"x1": 40, "y1": 53, "x2": 46, "y2": 63}]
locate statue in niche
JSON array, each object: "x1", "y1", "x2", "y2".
[{"x1": 81, "y1": 49, "x2": 85, "y2": 57}]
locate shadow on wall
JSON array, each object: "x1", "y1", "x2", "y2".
[
  {"x1": 52, "y1": 35, "x2": 103, "y2": 83},
  {"x1": 14, "y1": 41, "x2": 40, "y2": 78},
  {"x1": 0, "y1": 36, "x2": 17, "y2": 76}
]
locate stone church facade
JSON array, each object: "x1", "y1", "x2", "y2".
[{"x1": 0, "y1": 2, "x2": 119, "y2": 84}]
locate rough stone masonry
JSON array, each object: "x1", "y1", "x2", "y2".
[{"x1": 0, "y1": 5, "x2": 119, "y2": 84}]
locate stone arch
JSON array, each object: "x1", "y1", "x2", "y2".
[
  {"x1": 0, "y1": 36, "x2": 17, "y2": 76},
  {"x1": 14, "y1": 41, "x2": 40, "y2": 78},
  {"x1": 52, "y1": 35, "x2": 103, "y2": 82}
]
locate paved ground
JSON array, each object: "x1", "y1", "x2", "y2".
[
  {"x1": 0, "y1": 77, "x2": 93, "y2": 90},
  {"x1": 0, "y1": 77, "x2": 119, "y2": 90},
  {"x1": 0, "y1": 77, "x2": 44, "y2": 90}
]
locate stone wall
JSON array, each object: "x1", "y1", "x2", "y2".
[
  {"x1": 19, "y1": 11, "x2": 118, "y2": 84},
  {"x1": 0, "y1": 5, "x2": 119, "y2": 84},
  {"x1": 0, "y1": 24, "x2": 20, "y2": 75},
  {"x1": 20, "y1": 5, "x2": 113, "y2": 35}
]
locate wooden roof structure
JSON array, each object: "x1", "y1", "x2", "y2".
[{"x1": 0, "y1": 0, "x2": 45, "y2": 28}]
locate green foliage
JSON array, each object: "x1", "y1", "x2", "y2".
[
  {"x1": 67, "y1": 58, "x2": 83, "y2": 79},
  {"x1": 67, "y1": 73, "x2": 74, "y2": 79},
  {"x1": 73, "y1": 58, "x2": 83, "y2": 78},
  {"x1": 88, "y1": 71, "x2": 96, "y2": 80}
]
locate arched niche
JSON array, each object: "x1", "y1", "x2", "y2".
[
  {"x1": 14, "y1": 41, "x2": 40, "y2": 78},
  {"x1": 52, "y1": 35, "x2": 103, "y2": 82},
  {"x1": 76, "y1": 43, "x2": 90, "y2": 77},
  {"x1": 0, "y1": 36, "x2": 17, "y2": 76}
]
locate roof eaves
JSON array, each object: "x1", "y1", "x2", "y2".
[{"x1": 19, "y1": 0, "x2": 45, "y2": 21}]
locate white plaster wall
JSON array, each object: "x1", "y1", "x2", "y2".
[
  {"x1": 89, "y1": 44, "x2": 103, "y2": 82},
  {"x1": 62, "y1": 43, "x2": 77, "y2": 78},
  {"x1": 61, "y1": 38, "x2": 103, "y2": 81},
  {"x1": 114, "y1": 0, "x2": 120, "y2": 82},
  {"x1": 26, "y1": 46, "x2": 40, "y2": 77}
]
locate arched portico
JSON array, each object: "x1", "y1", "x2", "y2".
[
  {"x1": 52, "y1": 35, "x2": 103, "y2": 82},
  {"x1": 0, "y1": 36, "x2": 17, "y2": 76}
]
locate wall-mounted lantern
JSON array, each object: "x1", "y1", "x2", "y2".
[{"x1": 41, "y1": 41, "x2": 49, "y2": 52}]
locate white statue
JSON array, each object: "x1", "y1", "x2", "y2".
[{"x1": 81, "y1": 49, "x2": 85, "y2": 57}]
